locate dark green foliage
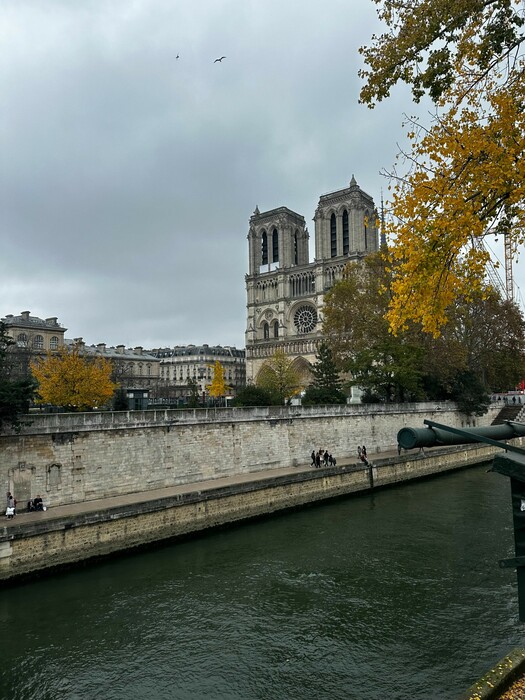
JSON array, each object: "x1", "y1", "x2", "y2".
[
  {"x1": 302, "y1": 386, "x2": 346, "y2": 406},
  {"x1": 450, "y1": 371, "x2": 491, "y2": 417},
  {"x1": 112, "y1": 388, "x2": 129, "y2": 411},
  {"x1": 302, "y1": 343, "x2": 346, "y2": 405},
  {"x1": 0, "y1": 322, "x2": 35, "y2": 430},
  {"x1": 231, "y1": 385, "x2": 277, "y2": 407},
  {"x1": 187, "y1": 378, "x2": 200, "y2": 408}
]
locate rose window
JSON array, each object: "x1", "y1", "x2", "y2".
[{"x1": 294, "y1": 305, "x2": 317, "y2": 333}]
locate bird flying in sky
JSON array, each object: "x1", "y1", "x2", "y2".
[{"x1": 214, "y1": 56, "x2": 226, "y2": 62}]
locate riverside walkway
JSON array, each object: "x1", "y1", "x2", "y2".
[{"x1": 4, "y1": 448, "x2": 405, "y2": 529}]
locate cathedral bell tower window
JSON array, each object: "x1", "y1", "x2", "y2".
[
  {"x1": 272, "y1": 228, "x2": 279, "y2": 263},
  {"x1": 261, "y1": 230, "x2": 268, "y2": 266},
  {"x1": 263, "y1": 322, "x2": 270, "y2": 339},
  {"x1": 343, "y1": 209, "x2": 349, "y2": 254},
  {"x1": 273, "y1": 320, "x2": 279, "y2": 338},
  {"x1": 330, "y1": 214, "x2": 337, "y2": 257}
]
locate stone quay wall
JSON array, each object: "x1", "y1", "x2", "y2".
[
  {"x1": 0, "y1": 443, "x2": 499, "y2": 583},
  {"x1": 0, "y1": 402, "x2": 499, "y2": 508}
]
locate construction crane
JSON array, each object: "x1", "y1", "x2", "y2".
[{"x1": 476, "y1": 231, "x2": 516, "y2": 304}]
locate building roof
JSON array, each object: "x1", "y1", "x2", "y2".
[
  {"x1": 2, "y1": 311, "x2": 65, "y2": 331},
  {"x1": 150, "y1": 344, "x2": 245, "y2": 359},
  {"x1": 64, "y1": 339, "x2": 159, "y2": 362}
]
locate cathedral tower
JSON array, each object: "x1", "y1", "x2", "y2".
[{"x1": 245, "y1": 177, "x2": 378, "y2": 385}]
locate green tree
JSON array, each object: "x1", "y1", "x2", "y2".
[
  {"x1": 452, "y1": 370, "x2": 491, "y2": 417},
  {"x1": 359, "y1": 0, "x2": 525, "y2": 336},
  {"x1": 323, "y1": 256, "x2": 426, "y2": 402},
  {"x1": 0, "y1": 322, "x2": 35, "y2": 430},
  {"x1": 231, "y1": 385, "x2": 277, "y2": 407},
  {"x1": 112, "y1": 387, "x2": 129, "y2": 411},
  {"x1": 187, "y1": 378, "x2": 200, "y2": 408},
  {"x1": 256, "y1": 350, "x2": 305, "y2": 404},
  {"x1": 302, "y1": 343, "x2": 346, "y2": 405}
]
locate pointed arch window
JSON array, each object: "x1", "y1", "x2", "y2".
[
  {"x1": 261, "y1": 230, "x2": 268, "y2": 266},
  {"x1": 294, "y1": 230, "x2": 299, "y2": 265},
  {"x1": 263, "y1": 322, "x2": 270, "y2": 339},
  {"x1": 273, "y1": 320, "x2": 279, "y2": 338},
  {"x1": 330, "y1": 213, "x2": 337, "y2": 257},
  {"x1": 272, "y1": 228, "x2": 279, "y2": 263},
  {"x1": 343, "y1": 209, "x2": 349, "y2": 254}
]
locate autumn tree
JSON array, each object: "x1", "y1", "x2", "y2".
[
  {"x1": 31, "y1": 346, "x2": 117, "y2": 411},
  {"x1": 0, "y1": 322, "x2": 35, "y2": 430},
  {"x1": 324, "y1": 257, "x2": 427, "y2": 403},
  {"x1": 207, "y1": 360, "x2": 229, "y2": 402},
  {"x1": 256, "y1": 350, "x2": 305, "y2": 404},
  {"x1": 360, "y1": 0, "x2": 525, "y2": 336},
  {"x1": 302, "y1": 343, "x2": 347, "y2": 405},
  {"x1": 322, "y1": 254, "x2": 525, "y2": 411}
]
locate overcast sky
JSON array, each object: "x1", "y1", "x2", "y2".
[{"x1": 2, "y1": 1, "x2": 523, "y2": 350}]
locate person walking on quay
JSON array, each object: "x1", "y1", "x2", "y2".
[
  {"x1": 323, "y1": 450, "x2": 329, "y2": 466},
  {"x1": 357, "y1": 446, "x2": 362, "y2": 460},
  {"x1": 311, "y1": 450, "x2": 316, "y2": 467},
  {"x1": 315, "y1": 451, "x2": 321, "y2": 469},
  {"x1": 362, "y1": 445, "x2": 367, "y2": 459},
  {"x1": 6, "y1": 492, "x2": 16, "y2": 519}
]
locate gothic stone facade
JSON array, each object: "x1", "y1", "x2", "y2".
[{"x1": 245, "y1": 177, "x2": 379, "y2": 382}]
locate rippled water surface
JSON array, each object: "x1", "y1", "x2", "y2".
[{"x1": 1, "y1": 464, "x2": 523, "y2": 699}]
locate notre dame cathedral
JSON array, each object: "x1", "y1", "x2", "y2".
[{"x1": 245, "y1": 176, "x2": 380, "y2": 384}]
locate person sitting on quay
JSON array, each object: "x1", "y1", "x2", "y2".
[
  {"x1": 27, "y1": 495, "x2": 45, "y2": 512},
  {"x1": 33, "y1": 495, "x2": 44, "y2": 511}
]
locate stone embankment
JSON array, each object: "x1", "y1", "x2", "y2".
[
  {"x1": 0, "y1": 440, "x2": 499, "y2": 583},
  {"x1": 0, "y1": 401, "x2": 498, "y2": 508}
]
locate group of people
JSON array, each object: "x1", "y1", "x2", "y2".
[
  {"x1": 27, "y1": 496, "x2": 45, "y2": 512},
  {"x1": 5, "y1": 492, "x2": 46, "y2": 518},
  {"x1": 357, "y1": 445, "x2": 370, "y2": 466},
  {"x1": 311, "y1": 449, "x2": 337, "y2": 468}
]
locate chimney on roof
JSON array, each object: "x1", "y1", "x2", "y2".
[
  {"x1": 45, "y1": 317, "x2": 58, "y2": 325},
  {"x1": 21, "y1": 311, "x2": 30, "y2": 320},
  {"x1": 97, "y1": 343, "x2": 106, "y2": 353},
  {"x1": 73, "y1": 338, "x2": 85, "y2": 349},
  {"x1": 134, "y1": 346, "x2": 143, "y2": 355},
  {"x1": 116, "y1": 345, "x2": 125, "y2": 354}
]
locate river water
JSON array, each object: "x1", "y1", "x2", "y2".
[{"x1": 1, "y1": 463, "x2": 524, "y2": 699}]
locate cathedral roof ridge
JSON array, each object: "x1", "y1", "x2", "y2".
[
  {"x1": 250, "y1": 205, "x2": 305, "y2": 222},
  {"x1": 318, "y1": 178, "x2": 374, "y2": 203}
]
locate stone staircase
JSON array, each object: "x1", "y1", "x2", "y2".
[{"x1": 491, "y1": 403, "x2": 525, "y2": 425}]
